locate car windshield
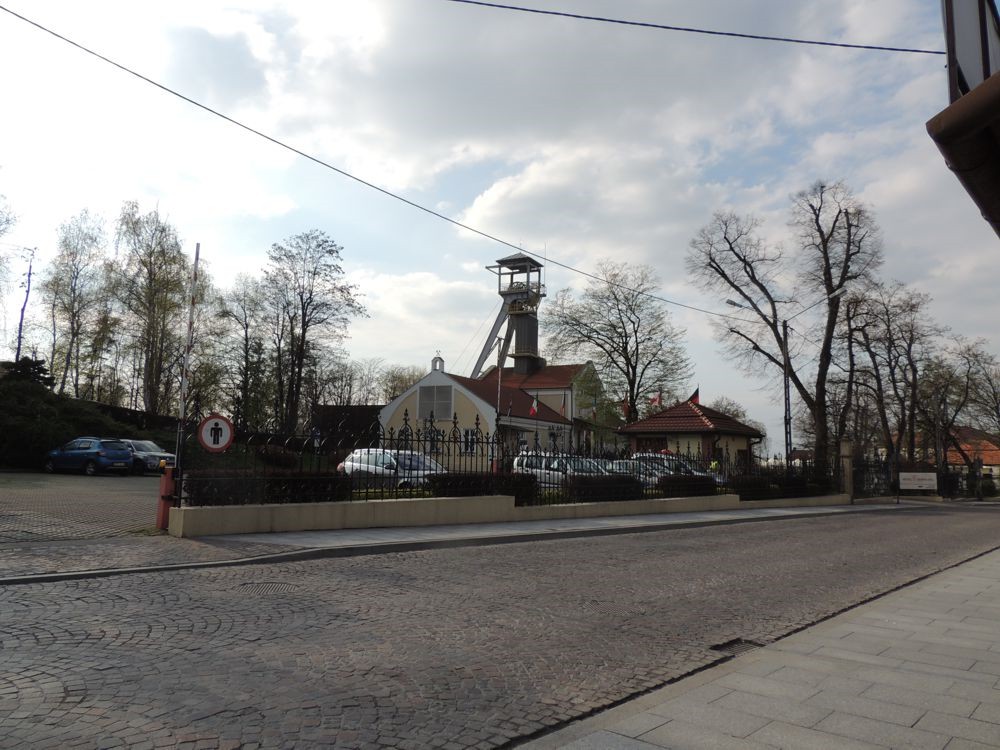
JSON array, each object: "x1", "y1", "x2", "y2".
[
  {"x1": 612, "y1": 460, "x2": 653, "y2": 475},
  {"x1": 562, "y1": 457, "x2": 603, "y2": 473},
  {"x1": 131, "y1": 441, "x2": 160, "y2": 452},
  {"x1": 397, "y1": 453, "x2": 443, "y2": 472},
  {"x1": 101, "y1": 440, "x2": 128, "y2": 450}
]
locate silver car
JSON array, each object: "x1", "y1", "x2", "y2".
[
  {"x1": 122, "y1": 439, "x2": 176, "y2": 475},
  {"x1": 511, "y1": 453, "x2": 607, "y2": 488},
  {"x1": 338, "y1": 449, "x2": 445, "y2": 489}
]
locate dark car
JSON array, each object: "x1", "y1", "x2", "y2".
[
  {"x1": 121, "y1": 439, "x2": 176, "y2": 475},
  {"x1": 44, "y1": 437, "x2": 134, "y2": 475}
]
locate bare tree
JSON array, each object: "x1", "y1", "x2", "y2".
[
  {"x1": 264, "y1": 230, "x2": 366, "y2": 432},
  {"x1": 378, "y1": 364, "x2": 424, "y2": 403},
  {"x1": 13, "y1": 248, "x2": 35, "y2": 363},
  {"x1": 915, "y1": 339, "x2": 986, "y2": 473},
  {"x1": 354, "y1": 357, "x2": 384, "y2": 405},
  {"x1": 545, "y1": 261, "x2": 691, "y2": 423},
  {"x1": 0, "y1": 194, "x2": 14, "y2": 291},
  {"x1": 687, "y1": 181, "x2": 882, "y2": 474},
  {"x1": 970, "y1": 355, "x2": 1000, "y2": 436},
  {"x1": 847, "y1": 282, "x2": 942, "y2": 461},
  {"x1": 219, "y1": 275, "x2": 271, "y2": 431}
]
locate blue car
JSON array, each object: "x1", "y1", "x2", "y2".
[{"x1": 44, "y1": 437, "x2": 134, "y2": 476}]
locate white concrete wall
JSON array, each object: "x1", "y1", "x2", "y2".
[{"x1": 169, "y1": 493, "x2": 851, "y2": 538}]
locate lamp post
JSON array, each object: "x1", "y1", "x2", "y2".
[{"x1": 725, "y1": 288, "x2": 845, "y2": 466}]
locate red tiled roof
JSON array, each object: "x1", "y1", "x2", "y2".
[
  {"x1": 620, "y1": 400, "x2": 763, "y2": 437},
  {"x1": 478, "y1": 364, "x2": 588, "y2": 390},
  {"x1": 449, "y1": 374, "x2": 570, "y2": 424},
  {"x1": 946, "y1": 426, "x2": 1000, "y2": 465}
]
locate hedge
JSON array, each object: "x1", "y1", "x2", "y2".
[
  {"x1": 182, "y1": 469, "x2": 352, "y2": 506},
  {"x1": 656, "y1": 475, "x2": 718, "y2": 497}
]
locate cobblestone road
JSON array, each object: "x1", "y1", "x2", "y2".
[{"x1": 5, "y1": 506, "x2": 1000, "y2": 749}]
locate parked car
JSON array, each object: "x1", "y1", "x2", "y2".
[
  {"x1": 511, "y1": 452, "x2": 607, "y2": 487},
  {"x1": 337, "y1": 449, "x2": 445, "y2": 489},
  {"x1": 44, "y1": 437, "x2": 134, "y2": 475},
  {"x1": 608, "y1": 459, "x2": 662, "y2": 488},
  {"x1": 633, "y1": 452, "x2": 723, "y2": 485},
  {"x1": 121, "y1": 439, "x2": 176, "y2": 475}
]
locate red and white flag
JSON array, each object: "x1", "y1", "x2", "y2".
[
  {"x1": 529, "y1": 395, "x2": 538, "y2": 416},
  {"x1": 648, "y1": 391, "x2": 662, "y2": 407}
]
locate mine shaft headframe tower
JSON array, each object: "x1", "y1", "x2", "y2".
[{"x1": 470, "y1": 252, "x2": 547, "y2": 379}]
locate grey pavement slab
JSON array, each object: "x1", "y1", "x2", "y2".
[
  {"x1": 524, "y1": 546, "x2": 1000, "y2": 750},
  {"x1": 202, "y1": 502, "x2": 905, "y2": 550}
]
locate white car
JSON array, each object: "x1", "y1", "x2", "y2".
[{"x1": 337, "y1": 449, "x2": 445, "y2": 489}]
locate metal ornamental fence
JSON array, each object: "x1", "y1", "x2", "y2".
[{"x1": 173, "y1": 414, "x2": 844, "y2": 508}]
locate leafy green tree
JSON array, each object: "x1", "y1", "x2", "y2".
[{"x1": 114, "y1": 201, "x2": 189, "y2": 415}]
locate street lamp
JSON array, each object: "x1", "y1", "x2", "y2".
[{"x1": 725, "y1": 289, "x2": 846, "y2": 465}]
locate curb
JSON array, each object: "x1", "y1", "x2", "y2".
[{"x1": 0, "y1": 503, "x2": 918, "y2": 587}]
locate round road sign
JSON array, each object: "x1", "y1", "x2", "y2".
[{"x1": 197, "y1": 413, "x2": 235, "y2": 453}]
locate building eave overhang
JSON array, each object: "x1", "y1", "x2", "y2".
[{"x1": 927, "y1": 70, "x2": 1000, "y2": 239}]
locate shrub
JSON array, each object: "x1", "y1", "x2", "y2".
[
  {"x1": 727, "y1": 475, "x2": 776, "y2": 501},
  {"x1": 425, "y1": 473, "x2": 493, "y2": 497},
  {"x1": 0, "y1": 379, "x2": 133, "y2": 469},
  {"x1": 656, "y1": 475, "x2": 717, "y2": 498},
  {"x1": 254, "y1": 444, "x2": 300, "y2": 469},
  {"x1": 493, "y1": 473, "x2": 538, "y2": 505},
  {"x1": 564, "y1": 474, "x2": 644, "y2": 503},
  {"x1": 182, "y1": 469, "x2": 350, "y2": 506},
  {"x1": 982, "y1": 477, "x2": 997, "y2": 497}
]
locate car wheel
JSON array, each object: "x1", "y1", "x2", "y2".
[
  {"x1": 84, "y1": 460, "x2": 97, "y2": 476},
  {"x1": 43, "y1": 459, "x2": 55, "y2": 473}
]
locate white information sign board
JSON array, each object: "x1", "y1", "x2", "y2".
[{"x1": 899, "y1": 472, "x2": 938, "y2": 491}]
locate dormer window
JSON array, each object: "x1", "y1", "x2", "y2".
[{"x1": 418, "y1": 385, "x2": 452, "y2": 421}]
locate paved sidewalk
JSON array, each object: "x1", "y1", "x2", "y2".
[
  {"x1": 0, "y1": 501, "x2": 905, "y2": 583},
  {"x1": 523, "y1": 545, "x2": 1000, "y2": 749}
]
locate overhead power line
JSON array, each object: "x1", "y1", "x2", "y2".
[
  {"x1": 0, "y1": 3, "x2": 743, "y2": 322},
  {"x1": 444, "y1": 0, "x2": 946, "y2": 56}
]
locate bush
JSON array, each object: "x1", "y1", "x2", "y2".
[
  {"x1": 564, "y1": 474, "x2": 644, "y2": 503},
  {"x1": 493, "y1": 473, "x2": 538, "y2": 505},
  {"x1": 425, "y1": 472, "x2": 539, "y2": 505},
  {"x1": 425, "y1": 473, "x2": 493, "y2": 497},
  {"x1": 254, "y1": 444, "x2": 300, "y2": 469},
  {"x1": 983, "y1": 477, "x2": 998, "y2": 497},
  {"x1": 182, "y1": 469, "x2": 351, "y2": 506},
  {"x1": 656, "y1": 475, "x2": 717, "y2": 498},
  {"x1": 0, "y1": 379, "x2": 134, "y2": 469}
]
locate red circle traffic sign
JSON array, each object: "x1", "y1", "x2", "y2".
[{"x1": 197, "y1": 413, "x2": 235, "y2": 453}]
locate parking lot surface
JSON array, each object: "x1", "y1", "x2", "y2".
[
  {"x1": 5, "y1": 506, "x2": 1000, "y2": 748},
  {"x1": 0, "y1": 472, "x2": 162, "y2": 541}
]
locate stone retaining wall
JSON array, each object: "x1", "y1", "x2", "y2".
[{"x1": 168, "y1": 493, "x2": 852, "y2": 538}]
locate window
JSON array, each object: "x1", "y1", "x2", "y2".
[
  {"x1": 418, "y1": 385, "x2": 453, "y2": 421},
  {"x1": 462, "y1": 429, "x2": 477, "y2": 454}
]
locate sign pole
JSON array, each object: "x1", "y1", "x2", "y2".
[{"x1": 175, "y1": 243, "x2": 201, "y2": 483}]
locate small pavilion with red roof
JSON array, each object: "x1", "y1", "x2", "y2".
[{"x1": 620, "y1": 399, "x2": 763, "y2": 463}]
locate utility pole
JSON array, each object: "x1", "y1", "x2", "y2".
[{"x1": 782, "y1": 319, "x2": 791, "y2": 465}]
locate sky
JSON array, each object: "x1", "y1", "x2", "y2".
[{"x1": 0, "y1": 0, "x2": 995, "y2": 451}]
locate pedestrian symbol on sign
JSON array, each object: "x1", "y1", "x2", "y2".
[{"x1": 197, "y1": 413, "x2": 234, "y2": 453}]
